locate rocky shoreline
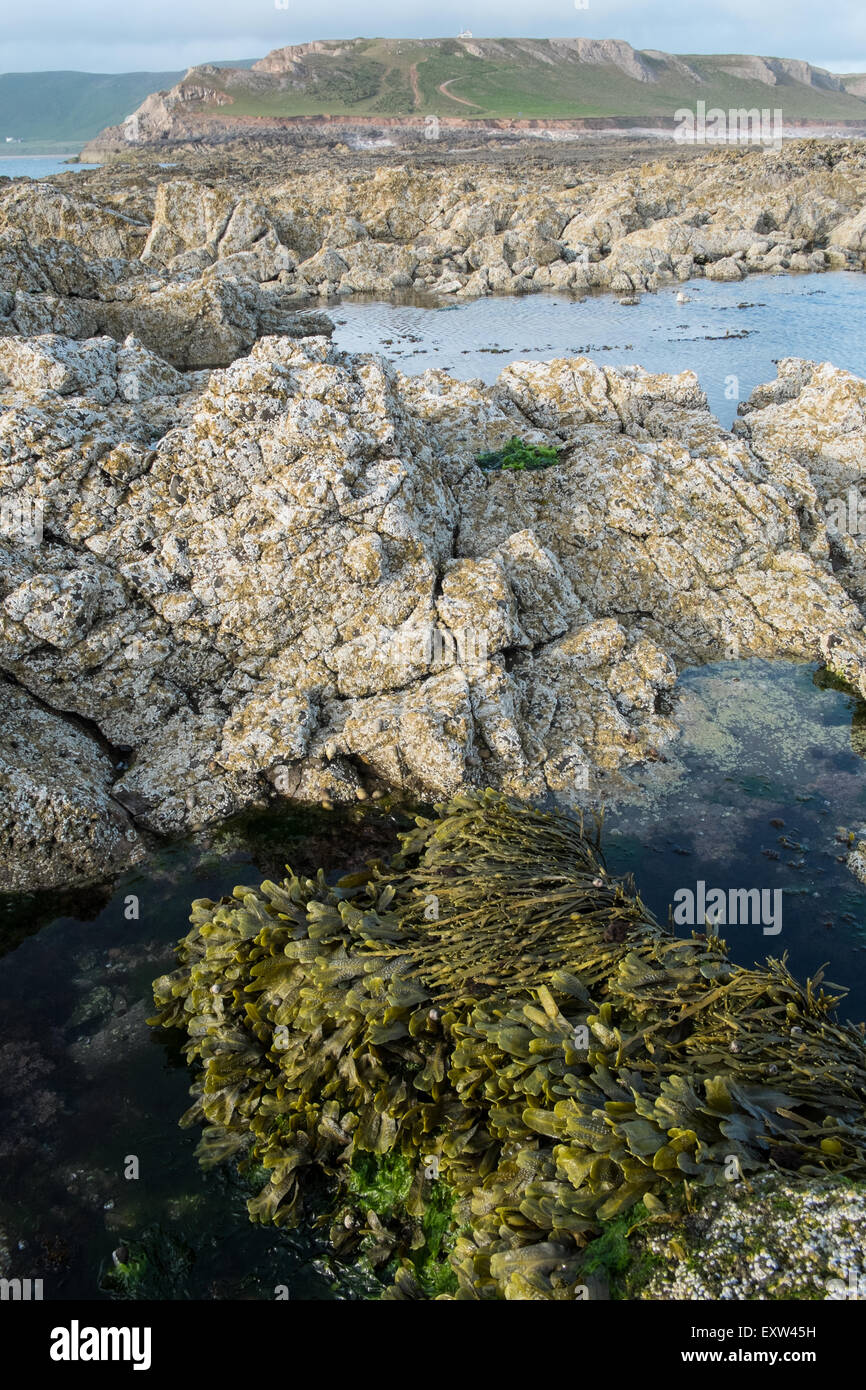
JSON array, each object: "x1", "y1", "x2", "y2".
[
  {"x1": 5, "y1": 140, "x2": 866, "y2": 322},
  {"x1": 2, "y1": 324, "x2": 866, "y2": 891},
  {"x1": 3, "y1": 142, "x2": 866, "y2": 893}
]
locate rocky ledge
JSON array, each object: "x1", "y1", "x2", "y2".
[
  {"x1": 3, "y1": 140, "x2": 866, "y2": 327},
  {"x1": 2, "y1": 317, "x2": 866, "y2": 891}
]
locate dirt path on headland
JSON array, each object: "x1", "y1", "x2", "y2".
[
  {"x1": 438, "y1": 79, "x2": 482, "y2": 109},
  {"x1": 409, "y1": 64, "x2": 421, "y2": 108}
]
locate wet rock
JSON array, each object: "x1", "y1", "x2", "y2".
[
  {"x1": 635, "y1": 1175, "x2": 866, "y2": 1300},
  {"x1": 705, "y1": 255, "x2": 746, "y2": 281}
]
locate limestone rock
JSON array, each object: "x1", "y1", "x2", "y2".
[
  {"x1": 3, "y1": 325, "x2": 866, "y2": 890},
  {"x1": 0, "y1": 676, "x2": 145, "y2": 892}
]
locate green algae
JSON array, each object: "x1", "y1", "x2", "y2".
[
  {"x1": 151, "y1": 789, "x2": 866, "y2": 1300},
  {"x1": 337, "y1": 1152, "x2": 458, "y2": 1297},
  {"x1": 98, "y1": 1225, "x2": 194, "y2": 1300},
  {"x1": 476, "y1": 436, "x2": 560, "y2": 472}
]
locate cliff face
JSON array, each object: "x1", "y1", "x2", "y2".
[
  {"x1": 714, "y1": 55, "x2": 844, "y2": 90},
  {"x1": 252, "y1": 40, "x2": 365, "y2": 74}
]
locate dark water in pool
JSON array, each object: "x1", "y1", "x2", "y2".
[
  {"x1": 605, "y1": 662, "x2": 866, "y2": 1016},
  {"x1": 330, "y1": 271, "x2": 866, "y2": 428},
  {"x1": 0, "y1": 809, "x2": 405, "y2": 1301},
  {"x1": 1, "y1": 662, "x2": 866, "y2": 1298}
]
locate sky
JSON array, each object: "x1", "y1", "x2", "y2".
[{"x1": 2, "y1": 0, "x2": 865, "y2": 75}]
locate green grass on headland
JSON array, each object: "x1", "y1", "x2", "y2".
[{"x1": 173, "y1": 37, "x2": 866, "y2": 123}]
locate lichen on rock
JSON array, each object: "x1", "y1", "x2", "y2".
[{"x1": 5, "y1": 321, "x2": 866, "y2": 891}]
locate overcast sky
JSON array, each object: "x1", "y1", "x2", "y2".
[{"x1": 3, "y1": 1, "x2": 865, "y2": 75}]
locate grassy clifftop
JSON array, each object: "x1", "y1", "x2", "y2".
[{"x1": 163, "y1": 37, "x2": 866, "y2": 123}]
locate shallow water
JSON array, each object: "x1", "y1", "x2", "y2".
[
  {"x1": 331, "y1": 271, "x2": 866, "y2": 428},
  {"x1": 0, "y1": 157, "x2": 102, "y2": 179},
  {"x1": 1, "y1": 661, "x2": 866, "y2": 1297},
  {"x1": 0, "y1": 807, "x2": 404, "y2": 1300},
  {"x1": 605, "y1": 661, "x2": 866, "y2": 1021}
]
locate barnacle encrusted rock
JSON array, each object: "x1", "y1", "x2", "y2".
[
  {"x1": 151, "y1": 792, "x2": 866, "y2": 1300},
  {"x1": 4, "y1": 325, "x2": 866, "y2": 891},
  {"x1": 634, "y1": 1174, "x2": 866, "y2": 1300},
  {"x1": 0, "y1": 674, "x2": 145, "y2": 891},
  {"x1": 0, "y1": 219, "x2": 331, "y2": 368}
]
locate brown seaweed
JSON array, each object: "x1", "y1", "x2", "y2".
[{"x1": 151, "y1": 790, "x2": 866, "y2": 1299}]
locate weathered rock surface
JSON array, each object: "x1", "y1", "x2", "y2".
[
  {"x1": 634, "y1": 1173, "x2": 866, "y2": 1300},
  {"x1": 0, "y1": 213, "x2": 331, "y2": 368},
  {"x1": 0, "y1": 675, "x2": 145, "y2": 892},
  {"x1": 3, "y1": 141, "x2": 866, "y2": 336},
  {"x1": 734, "y1": 359, "x2": 866, "y2": 680},
  {"x1": 2, "y1": 321, "x2": 866, "y2": 891}
]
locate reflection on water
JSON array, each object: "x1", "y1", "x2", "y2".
[
  {"x1": 331, "y1": 271, "x2": 866, "y2": 427},
  {"x1": 605, "y1": 661, "x2": 866, "y2": 1021},
  {"x1": 0, "y1": 807, "x2": 407, "y2": 1301}
]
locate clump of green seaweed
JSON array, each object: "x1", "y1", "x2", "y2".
[
  {"x1": 151, "y1": 791, "x2": 866, "y2": 1300},
  {"x1": 476, "y1": 436, "x2": 560, "y2": 472},
  {"x1": 99, "y1": 1226, "x2": 194, "y2": 1300}
]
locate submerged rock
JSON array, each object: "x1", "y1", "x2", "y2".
[{"x1": 151, "y1": 792, "x2": 866, "y2": 1300}]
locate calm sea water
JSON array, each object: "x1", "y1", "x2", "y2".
[
  {"x1": 605, "y1": 661, "x2": 866, "y2": 1008},
  {"x1": 0, "y1": 157, "x2": 101, "y2": 179},
  {"x1": 331, "y1": 271, "x2": 866, "y2": 428}
]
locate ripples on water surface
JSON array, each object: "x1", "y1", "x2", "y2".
[{"x1": 331, "y1": 271, "x2": 866, "y2": 427}]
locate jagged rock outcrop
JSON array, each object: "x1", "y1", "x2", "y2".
[
  {"x1": 0, "y1": 676, "x2": 145, "y2": 892},
  {"x1": 8, "y1": 145, "x2": 866, "y2": 325},
  {"x1": 2, "y1": 321, "x2": 866, "y2": 892},
  {"x1": 0, "y1": 194, "x2": 331, "y2": 367},
  {"x1": 735, "y1": 359, "x2": 866, "y2": 682}
]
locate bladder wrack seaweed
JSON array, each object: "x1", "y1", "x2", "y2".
[{"x1": 151, "y1": 790, "x2": 866, "y2": 1299}]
